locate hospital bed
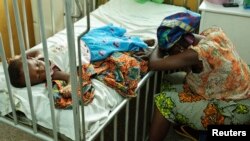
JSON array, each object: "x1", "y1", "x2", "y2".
[{"x1": 0, "y1": 0, "x2": 201, "y2": 140}]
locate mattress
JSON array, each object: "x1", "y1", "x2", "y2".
[{"x1": 0, "y1": 0, "x2": 186, "y2": 140}]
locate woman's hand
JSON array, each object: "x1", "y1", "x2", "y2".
[{"x1": 143, "y1": 39, "x2": 155, "y2": 47}]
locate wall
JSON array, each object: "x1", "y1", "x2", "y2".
[
  {"x1": 164, "y1": 0, "x2": 202, "y2": 12},
  {"x1": 0, "y1": 0, "x2": 35, "y2": 59},
  {"x1": 31, "y1": 0, "x2": 65, "y2": 44},
  {"x1": 31, "y1": 0, "x2": 98, "y2": 44},
  {"x1": 97, "y1": 0, "x2": 202, "y2": 11},
  {"x1": 0, "y1": 0, "x2": 202, "y2": 59}
]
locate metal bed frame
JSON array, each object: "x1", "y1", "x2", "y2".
[{"x1": 0, "y1": 0, "x2": 201, "y2": 141}]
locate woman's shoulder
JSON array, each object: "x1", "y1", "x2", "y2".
[{"x1": 200, "y1": 26, "x2": 224, "y2": 37}]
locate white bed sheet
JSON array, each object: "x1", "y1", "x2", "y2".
[{"x1": 0, "y1": 0, "x2": 187, "y2": 140}]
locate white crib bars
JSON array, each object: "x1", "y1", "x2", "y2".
[
  {"x1": 13, "y1": 0, "x2": 38, "y2": 133},
  {"x1": 37, "y1": 0, "x2": 58, "y2": 140},
  {"x1": 0, "y1": 0, "x2": 166, "y2": 141}
]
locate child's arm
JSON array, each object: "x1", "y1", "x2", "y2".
[
  {"x1": 25, "y1": 49, "x2": 41, "y2": 58},
  {"x1": 13, "y1": 48, "x2": 41, "y2": 60},
  {"x1": 52, "y1": 71, "x2": 70, "y2": 83}
]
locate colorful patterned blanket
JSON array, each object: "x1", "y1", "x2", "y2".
[{"x1": 51, "y1": 51, "x2": 148, "y2": 109}]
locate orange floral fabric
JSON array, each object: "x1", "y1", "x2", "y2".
[
  {"x1": 187, "y1": 27, "x2": 250, "y2": 100},
  {"x1": 51, "y1": 51, "x2": 148, "y2": 109},
  {"x1": 155, "y1": 27, "x2": 250, "y2": 130}
]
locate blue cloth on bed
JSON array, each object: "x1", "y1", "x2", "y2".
[{"x1": 81, "y1": 24, "x2": 148, "y2": 62}]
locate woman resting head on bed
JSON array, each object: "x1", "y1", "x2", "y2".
[{"x1": 148, "y1": 12, "x2": 250, "y2": 141}]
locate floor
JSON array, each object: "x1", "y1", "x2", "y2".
[
  {"x1": 0, "y1": 122, "x2": 41, "y2": 141},
  {"x1": 0, "y1": 121, "x2": 191, "y2": 141}
]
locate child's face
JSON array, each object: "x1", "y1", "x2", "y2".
[{"x1": 19, "y1": 58, "x2": 47, "y2": 86}]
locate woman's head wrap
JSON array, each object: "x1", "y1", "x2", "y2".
[{"x1": 157, "y1": 10, "x2": 201, "y2": 50}]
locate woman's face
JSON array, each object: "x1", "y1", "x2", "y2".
[
  {"x1": 19, "y1": 58, "x2": 46, "y2": 86},
  {"x1": 167, "y1": 34, "x2": 195, "y2": 55},
  {"x1": 167, "y1": 43, "x2": 185, "y2": 55}
]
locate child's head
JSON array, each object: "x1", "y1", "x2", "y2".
[{"x1": 8, "y1": 57, "x2": 47, "y2": 88}]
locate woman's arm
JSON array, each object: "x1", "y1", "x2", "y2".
[{"x1": 149, "y1": 46, "x2": 200, "y2": 71}]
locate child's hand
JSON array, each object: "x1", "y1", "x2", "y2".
[{"x1": 59, "y1": 84, "x2": 72, "y2": 98}]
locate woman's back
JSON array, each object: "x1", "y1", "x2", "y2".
[{"x1": 186, "y1": 27, "x2": 250, "y2": 100}]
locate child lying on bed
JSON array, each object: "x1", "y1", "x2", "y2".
[
  {"x1": 7, "y1": 43, "x2": 85, "y2": 106},
  {"x1": 8, "y1": 24, "x2": 155, "y2": 108},
  {"x1": 8, "y1": 46, "x2": 70, "y2": 88}
]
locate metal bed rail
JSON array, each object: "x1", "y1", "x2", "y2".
[{"x1": 87, "y1": 71, "x2": 160, "y2": 141}]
